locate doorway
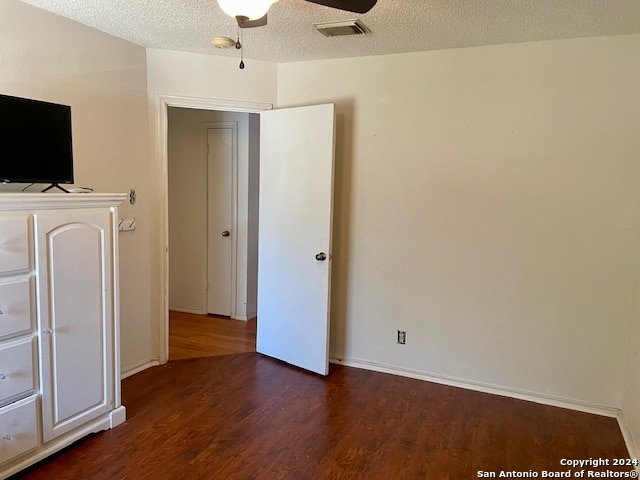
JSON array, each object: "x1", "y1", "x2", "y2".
[
  {"x1": 167, "y1": 106, "x2": 261, "y2": 359},
  {"x1": 157, "y1": 97, "x2": 335, "y2": 372}
]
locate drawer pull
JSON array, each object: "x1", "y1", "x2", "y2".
[
  {"x1": 2, "y1": 435, "x2": 13, "y2": 441},
  {"x1": 0, "y1": 373, "x2": 6, "y2": 380}
]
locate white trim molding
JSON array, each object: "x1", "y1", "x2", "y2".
[
  {"x1": 169, "y1": 306, "x2": 206, "y2": 315},
  {"x1": 0, "y1": 193, "x2": 127, "y2": 211},
  {"x1": 109, "y1": 406, "x2": 127, "y2": 428},
  {"x1": 155, "y1": 94, "x2": 273, "y2": 365},
  {"x1": 330, "y1": 356, "x2": 620, "y2": 418},
  {"x1": 121, "y1": 360, "x2": 161, "y2": 379},
  {"x1": 618, "y1": 412, "x2": 640, "y2": 471},
  {"x1": 158, "y1": 95, "x2": 273, "y2": 113}
]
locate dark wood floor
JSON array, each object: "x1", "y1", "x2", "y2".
[
  {"x1": 11, "y1": 353, "x2": 631, "y2": 479},
  {"x1": 169, "y1": 310, "x2": 256, "y2": 360}
]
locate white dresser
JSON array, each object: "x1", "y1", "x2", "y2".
[{"x1": 0, "y1": 194, "x2": 126, "y2": 478}]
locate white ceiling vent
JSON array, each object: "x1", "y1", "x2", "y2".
[{"x1": 314, "y1": 19, "x2": 371, "y2": 37}]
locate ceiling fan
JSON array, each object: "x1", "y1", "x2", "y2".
[
  {"x1": 216, "y1": 0, "x2": 377, "y2": 69},
  {"x1": 217, "y1": 0, "x2": 378, "y2": 29},
  {"x1": 216, "y1": 0, "x2": 377, "y2": 68}
]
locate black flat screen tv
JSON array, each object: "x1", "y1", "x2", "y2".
[{"x1": 0, "y1": 93, "x2": 73, "y2": 191}]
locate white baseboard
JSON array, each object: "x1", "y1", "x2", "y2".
[
  {"x1": 121, "y1": 359, "x2": 160, "y2": 379},
  {"x1": 109, "y1": 405, "x2": 127, "y2": 428},
  {"x1": 617, "y1": 412, "x2": 640, "y2": 470},
  {"x1": 169, "y1": 306, "x2": 205, "y2": 315},
  {"x1": 330, "y1": 356, "x2": 619, "y2": 418},
  {"x1": 169, "y1": 307, "x2": 256, "y2": 320}
]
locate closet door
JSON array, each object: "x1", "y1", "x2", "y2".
[{"x1": 37, "y1": 209, "x2": 113, "y2": 442}]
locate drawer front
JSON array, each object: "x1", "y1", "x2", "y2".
[
  {"x1": 0, "y1": 338, "x2": 36, "y2": 406},
  {"x1": 0, "y1": 216, "x2": 31, "y2": 275},
  {"x1": 0, "y1": 396, "x2": 38, "y2": 465},
  {"x1": 0, "y1": 277, "x2": 34, "y2": 339}
]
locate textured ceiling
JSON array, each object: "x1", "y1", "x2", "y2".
[{"x1": 18, "y1": 0, "x2": 640, "y2": 63}]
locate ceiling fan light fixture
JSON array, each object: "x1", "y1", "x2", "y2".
[
  {"x1": 211, "y1": 36, "x2": 236, "y2": 49},
  {"x1": 217, "y1": 0, "x2": 278, "y2": 21}
]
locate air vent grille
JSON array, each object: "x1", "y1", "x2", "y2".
[{"x1": 314, "y1": 19, "x2": 371, "y2": 37}]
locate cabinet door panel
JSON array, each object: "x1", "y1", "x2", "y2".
[{"x1": 37, "y1": 210, "x2": 113, "y2": 442}]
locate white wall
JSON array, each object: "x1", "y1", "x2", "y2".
[
  {"x1": 0, "y1": 0, "x2": 154, "y2": 373},
  {"x1": 4, "y1": 0, "x2": 639, "y2": 447},
  {"x1": 147, "y1": 49, "x2": 277, "y2": 107},
  {"x1": 167, "y1": 107, "x2": 259, "y2": 320},
  {"x1": 278, "y1": 34, "x2": 640, "y2": 409}
]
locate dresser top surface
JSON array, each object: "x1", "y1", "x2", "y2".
[{"x1": 0, "y1": 193, "x2": 127, "y2": 211}]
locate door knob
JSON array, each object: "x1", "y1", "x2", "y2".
[
  {"x1": 315, "y1": 252, "x2": 327, "y2": 261},
  {"x1": 221, "y1": 231, "x2": 230, "y2": 237}
]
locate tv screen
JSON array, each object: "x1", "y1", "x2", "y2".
[{"x1": 0, "y1": 94, "x2": 73, "y2": 186}]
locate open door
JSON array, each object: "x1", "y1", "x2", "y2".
[{"x1": 257, "y1": 103, "x2": 335, "y2": 375}]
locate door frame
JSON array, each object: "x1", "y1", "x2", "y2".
[
  {"x1": 204, "y1": 121, "x2": 238, "y2": 317},
  {"x1": 156, "y1": 95, "x2": 273, "y2": 364}
]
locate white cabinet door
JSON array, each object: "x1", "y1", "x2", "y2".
[{"x1": 36, "y1": 210, "x2": 114, "y2": 442}]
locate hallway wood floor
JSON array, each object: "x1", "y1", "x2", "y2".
[
  {"x1": 11, "y1": 353, "x2": 632, "y2": 480},
  {"x1": 169, "y1": 310, "x2": 256, "y2": 360}
]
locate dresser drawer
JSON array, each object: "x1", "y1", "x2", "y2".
[
  {"x1": 0, "y1": 338, "x2": 36, "y2": 406},
  {"x1": 0, "y1": 216, "x2": 31, "y2": 275},
  {"x1": 0, "y1": 395, "x2": 38, "y2": 465},
  {"x1": 0, "y1": 277, "x2": 34, "y2": 339}
]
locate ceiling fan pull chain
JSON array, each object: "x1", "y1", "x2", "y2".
[
  {"x1": 240, "y1": 28, "x2": 244, "y2": 70},
  {"x1": 236, "y1": 24, "x2": 245, "y2": 69}
]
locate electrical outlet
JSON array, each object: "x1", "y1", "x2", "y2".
[{"x1": 397, "y1": 330, "x2": 406, "y2": 345}]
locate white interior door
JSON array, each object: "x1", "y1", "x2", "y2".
[
  {"x1": 207, "y1": 126, "x2": 234, "y2": 316},
  {"x1": 257, "y1": 103, "x2": 335, "y2": 375}
]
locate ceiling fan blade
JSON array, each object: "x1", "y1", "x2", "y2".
[
  {"x1": 304, "y1": 0, "x2": 377, "y2": 14},
  {"x1": 237, "y1": 14, "x2": 268, "y2": 28}
]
